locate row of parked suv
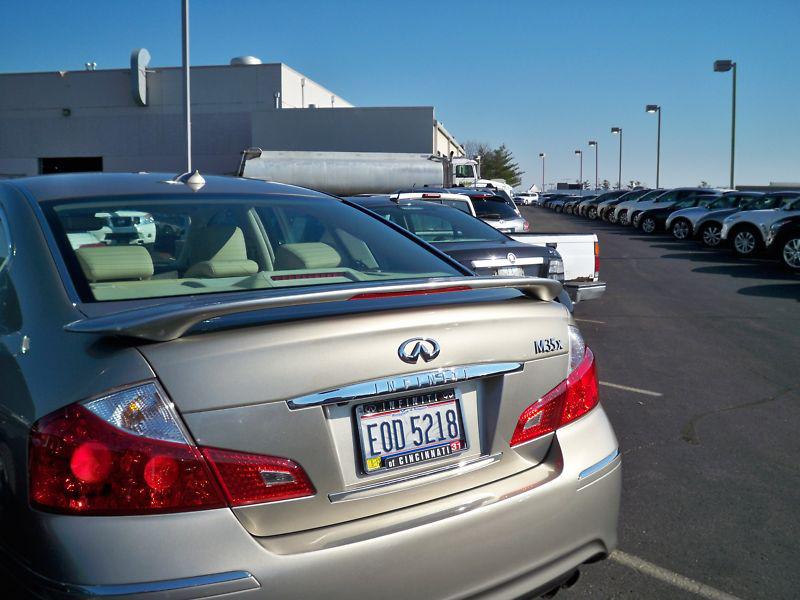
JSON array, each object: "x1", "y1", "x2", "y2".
[{"x1": 538, "y1": 187, "x2": 800, "y2": 271}]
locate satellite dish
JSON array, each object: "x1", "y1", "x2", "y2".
[{"x1": 130, "y1": 48, "x2": 151, "y2": 106}]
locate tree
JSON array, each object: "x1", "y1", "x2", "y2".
[
  {"x1": 582, "y1": 180, "x2": 591, "y2": 190},
  {"x1": 479, "y1": 144, "x2": 524, "y2": 187},
  {"x1": 601, "y1": 179, "x2": 611, "y2": 190},
  {"x1": 699, "y1": 180, "x2": 710, "y2": 188}
]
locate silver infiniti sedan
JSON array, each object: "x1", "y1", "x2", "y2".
[{"x1": 0, "y1": 173, "x2": 620, "y2": 599}]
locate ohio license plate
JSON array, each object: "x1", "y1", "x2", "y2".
[
  {"x1": 496, "y1": 266, "x2": 525, "y2": 276},
  {"x1": 356, "y1": 389, "x2": 467, "y2": 474}
]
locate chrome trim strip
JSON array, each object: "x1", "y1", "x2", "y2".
[
  {"x1": 69, "y1": 571, "x2": 259, "y2": 597},
  {"x1": 288, "y1": 362, "x2": 523, "y2": 409},
  {"x1": 329, "y1": 452, "x2": 503, "y2": 503},
  {"x1": 578, "y1": 448, "x2": 620, "y2": 480},
  {"x1": 471, "y1": 257, "x2": 544, "y2": 268},
  {"x1": 64, "y1": 276, "x2": 562, "y2": 341}
]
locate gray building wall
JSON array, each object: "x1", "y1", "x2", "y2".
[
  {"x1": 0, "y1": 63, "x2": 351, "y2": 177},
  {"x1": 252, "y1": 106, "x2": 438, "y2": 154},
  {"x1": 0, "y1": 59, "x2": 464, "y2": 177}
]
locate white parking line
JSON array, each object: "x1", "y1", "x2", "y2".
[
  {"x1": 574, "y1": 318, "x2": 606, "y2": 324},
  {"x1": 610, "y1": 550, "x2": 743, "y2": 600},
  {"x1": 600, "y1": 381, "x2": 663, "y2": 397}
]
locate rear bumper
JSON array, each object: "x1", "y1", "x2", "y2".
[
  {"x1": 565, "y1": 281, "x2": 606, "y2": 303},
  {"x1": 13, "y1": 407, "x2": 620, "y2": 600}
]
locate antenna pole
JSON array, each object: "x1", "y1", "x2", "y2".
[{"x1": 181, "y1": 0, "x2": 192, "y2": 173}]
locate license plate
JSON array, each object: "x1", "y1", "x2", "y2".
[
  {"x1": 496, "y1": 266, "x2": 524, "y2": 276},
  {"x1": 499, "y1": 228, "x2": 514, "y2": 233},
  {"x1": 355, "y1": 389, "x2": 467, "y2": 474}
]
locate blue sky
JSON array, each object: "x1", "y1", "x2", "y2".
[{"x1": 2, "y1": 0, "x2": 798, "y2": 189}]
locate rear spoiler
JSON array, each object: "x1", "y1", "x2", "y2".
[{"x1": 64, "y1": 276, "x2": 562, "y2": 342}]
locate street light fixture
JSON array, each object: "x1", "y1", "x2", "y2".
[
  {"x1": 714, "y1": 59, "x2": 737, "y2": 188},
  {"x1": 611, "y1": 127, "x2": 622, "y2": 189},
  {"x1": 538, "y1": 152, "x2": 546, "y2": 192},
  {"x1": 574, "y1": 150, "x2": 583, "y2": 195},
  {"x1": 645, "y1": 105, "x2": 661, "y2": 188},
  {"x1": 588, "y1": 141, "x2": 598, "y2": 190}
]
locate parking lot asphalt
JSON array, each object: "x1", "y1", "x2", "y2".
[{"x1": 521, "y1": 206, "x2": 800, "y2": 600}]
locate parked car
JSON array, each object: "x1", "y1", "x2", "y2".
[
  {"x1": 694, "y1": 191, "x2": 777, "y2": 248},
  {"x1": 767, "y1": 214, "x2": 800, "y2": 272},
  {"x1": 0, "y1": 172, "x2": 620, "y2": 599},
  {"x1": 542, "y1": 194, "x2": 569, "y2": 209},
  {"x1": 636, "y1": 191, "x2": 721, "y2": 234},
  {"x1": 391, "y1": 188, "x2": 477, "y2": 216},
  {"x1": 578, "y1": 190, "x2": 628, "y2": 219},
  {"x1": 598, "y1": 189, "x2": 653, "y2": 222},
  {"x1": 721, "y1": 192, "x2": 800, "y2": 256},
  {"x1": 348, "y1": 195, "x2": 579, "y2": 306},
  {"x1": 564, "y1": 195, "x2": 596, "y2": 215},
  {"x1": 572, "y1": 190, "x2": 629, "y2": 220},
  {"x1": 611, "y1": 189, "x2": 665, "y2": 225},
  {"x1": 628, "y1": 188, "x2": 719, "y2": 228},
  {"x1": 453, "y1": 188, "x2": 530, "y2": 232},
  {"x1": 666, "y1": 191, "x2": 763, "y2": 240},
  {"x1": 515, "y1": 192, "x2": 539, "y2": 206}
]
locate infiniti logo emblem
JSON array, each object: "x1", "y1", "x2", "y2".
[{"x1": 398, "y1": 338, "x2": 441, "y2": 364}]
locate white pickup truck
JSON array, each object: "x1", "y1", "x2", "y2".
[{"x1": 511, "y1": 233, "x2": 604, "y2": 302}]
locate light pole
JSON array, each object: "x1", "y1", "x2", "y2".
[
  {"x1": 714, "y1": 59, "x2": 737, "y2": 188},
  {"x1": 611, "y1": 127, "x2": 622, "y2": 189},
  {"x1": 181, "y1": 0, "x2": 191, "y2": 174},
  {"x1": 588, "y1": 141, "x2": 598, "y2": 190},
  {"x1": 538, "y1": 153, "x2": 546, "y2": 192},
  {"x1": 645, "y1": 105, "x2": 661, "y2": 188},
  {"x1": 574, "y1": 149, "x2": 583, "y2": 195}
]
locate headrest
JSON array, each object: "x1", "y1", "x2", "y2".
[
  {"x1": 275, "y1": 243, "x2": 342, "y2": 270},
  {"x1": 187, "y1": 226, "x2": 250, "y2": 263},
  {"x1": 185, "y1": 260, "x2": 258, "y2": 278},
  {"x1": 184, "y1": 225, "x2": 259, "y2": 278},
  {"x1": 76, "y1": 245, "x2": 154, "y2": 282}
]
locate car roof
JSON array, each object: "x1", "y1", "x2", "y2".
[
  {"x1": 2, "y1": 172, "x2": 331, "y2": 203},
  {"x1": 347, "y1": 195, "x2": 432, "y2": 209}
]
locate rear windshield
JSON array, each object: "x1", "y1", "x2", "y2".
[
  {"x1": 44, "y1": 195, "x2": 462, "y2": 302},
  {"x1": 366, "y1": 203, "x2": 507, "y2": 244},
  {"x1": 471, "y1": 197, "x2": 519, "y2": 219}
]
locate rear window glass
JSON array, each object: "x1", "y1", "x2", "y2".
[
  {"x1": 44, "y1": 195, "x2": 461, "y2": 302},
  {"x1": 368, "y1": 204, "x2": 507, "y2": 243},
  {"x1": 471, "y1": 197, "x2": 519, "y2": 219}
]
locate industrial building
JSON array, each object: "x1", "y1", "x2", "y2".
[{"x1": 0, "y1": 51, "x2": 464, "y2": 178}]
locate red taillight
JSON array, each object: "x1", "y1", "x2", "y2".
[
  {"x1": 509, "y1": 347, "x2": 598, "y2": 447},
  {"x1": 523, "y1": 220, "x2": 530, "y2": 232},
  {"x1": 29, "y1": 405, "x2": 225, "y2": 515},
  {"x1": 421, "y1": 193, "x2": 441, "y2": 198},
  {"x1": 594, "y1": 241, "x2": 600, "y2": 278},
  {"x1": 29, "y1": 383, "x2": 316, "y2": 515},
  {"x1": 202, "y1": 448, "x2": 315, "y2": 505},
  {"x1": 350, "y1": 286, "x2": 471, "y2": 300}
]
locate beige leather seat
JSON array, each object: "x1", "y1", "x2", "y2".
[
  {"x1": 183, "y1": 226, "x2": 259, "y2": 278},
  {"x1": 76, "y1": 245, "x2": 154, "y2": 282},
  {"x1": 274, "y1": 242, "x2": 341, "y2": 271}
]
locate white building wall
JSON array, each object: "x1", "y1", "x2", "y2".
[{"x1": 279, "y1": 65, "x2": 351, "y2": 109}]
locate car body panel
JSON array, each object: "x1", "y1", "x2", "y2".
[
  {"x1": 721, "y1": 197, "x2": 800, "y2": 243},
  {"x1": 0, "y1": 173, "x2": 619, "y2": 599}
]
